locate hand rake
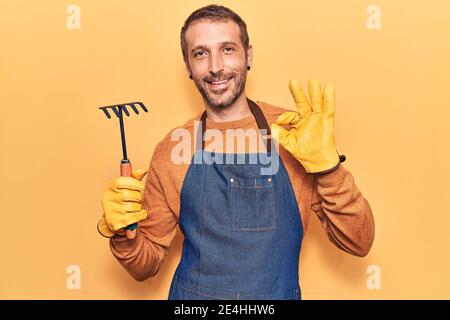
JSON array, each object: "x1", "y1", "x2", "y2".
[{"x1": 99, "y1": 101, "x2": 148, "y2": 239}]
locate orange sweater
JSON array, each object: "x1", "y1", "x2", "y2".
[{"x1": 109, "y1": 101, "x2": 375, "y2": 281}]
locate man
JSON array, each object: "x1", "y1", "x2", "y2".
[{"x1": 98, "y1": 4, "x2": 375, "y2": 300}]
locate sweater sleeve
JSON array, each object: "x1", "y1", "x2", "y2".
[
  {"x1": 310, "y1": 163, "x2": 375, "y2": 257},
  {"x1": 109, "y1": 145, "x2": 179, "y2": 281}
]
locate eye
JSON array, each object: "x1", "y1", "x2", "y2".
[
  {"x1": 224, "y1": 47, "x2": 235, "y2": 53},
  {"x1": 194, "y1": 51, "x2": 206, "y2": 58}
]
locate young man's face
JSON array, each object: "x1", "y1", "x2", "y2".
[{"x1": 185, "y1": 19, "x2": 253, "y2": 110}]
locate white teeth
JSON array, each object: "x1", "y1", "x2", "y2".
[{"x1": 211, "y1": 79, "x2": 228, "y2": 84}]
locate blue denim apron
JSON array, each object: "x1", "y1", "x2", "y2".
[{"x1": 168, "y1": 98, "x2": 303, "y2": 300}]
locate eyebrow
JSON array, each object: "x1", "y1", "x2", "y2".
[{"x1": 190, "y1": 41, "x2": 238, "y2": 54}]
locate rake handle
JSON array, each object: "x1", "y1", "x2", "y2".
[{"x1": 120, "y1": 160, "x2": 138, "y2": 240}]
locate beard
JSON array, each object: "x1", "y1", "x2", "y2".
[{"x1": 192, "y1": 66, "x2": 247, "y2": 110}]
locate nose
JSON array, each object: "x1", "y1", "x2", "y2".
[{"x1": 209, "y1": 51, "x2": 224, "y2": 75}]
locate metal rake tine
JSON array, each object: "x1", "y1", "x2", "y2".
[
  {"x1": 110, "y1": 106, "x2": 121, "y2": 118},
  {"x1": 120, "y1": 104, "x2": 131, "y2": 117},
  {"x1": 99, "y1": 107, "x2": 112, "y2": 119},
  {"x1": 134, "y1": 102, "x2": 148, "y2": 113},
  {"x1": 125, "y1": 102, "x2": 148, "y2": 115},
  {"x1": 99, "y1": 102, "x2": 147, "y2": 119},
  {"x1": 128, "y1": 103, "x2": 140, "y2": 114}
]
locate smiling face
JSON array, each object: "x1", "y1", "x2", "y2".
[{"x1": 185, "y1": 19, "x2": 253, "y2": 110}]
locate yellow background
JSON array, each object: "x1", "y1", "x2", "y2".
[{"x1": 1, "y1": 0, "x2": 449, "y2": 299}]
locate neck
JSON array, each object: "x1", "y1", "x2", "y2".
[{"x1": 204, "y1": 92, "x2": 252, "y2": 122}]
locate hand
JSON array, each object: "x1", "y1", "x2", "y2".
[
  {"x1": 270, "y1": 78, "x2": 341, "y2": 174},
  {"x1": 97, "y1": 169, "x2": 148, "y2": 238}
]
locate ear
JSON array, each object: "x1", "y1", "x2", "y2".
[
  {"x1": 185, "y1": 60, "x2": 192, "y2": 77},
  {"x1": 246, "y1": 44, "x2": 253, "y2": 68}
]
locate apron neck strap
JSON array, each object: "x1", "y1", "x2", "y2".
[{"x1": 197, "y1": 98, "x2": 272, "y2": 153}]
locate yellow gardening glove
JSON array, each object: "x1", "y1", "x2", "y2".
[
  {"x1": 97, "y1": 169, "x2": 148, "y2": 238},
  {"x1": 271, "y1": 78, "x2": 341, "y2": 174}
]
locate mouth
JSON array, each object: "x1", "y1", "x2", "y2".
[{"x1": 205, "y1": 76, "x2": 234, "y2": 91}]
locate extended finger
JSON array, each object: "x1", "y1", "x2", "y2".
[
  {"x1": 289, "y1": 79, "x2": 311, "y2": 116},
  {"x1": 308, "y1": 78, "x2": 322, "y2": 112},
  {"x1": 323, "y1": 83, "x2": 335, "y2": 114}
]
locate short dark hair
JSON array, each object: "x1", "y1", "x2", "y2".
[{"x1": 180, "y1": 4, "x2": 250, "y2": 64}]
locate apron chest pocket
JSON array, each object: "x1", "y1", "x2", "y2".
[{"x1": 230, "y1": 176, "x2": 276, "y2": 231}]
